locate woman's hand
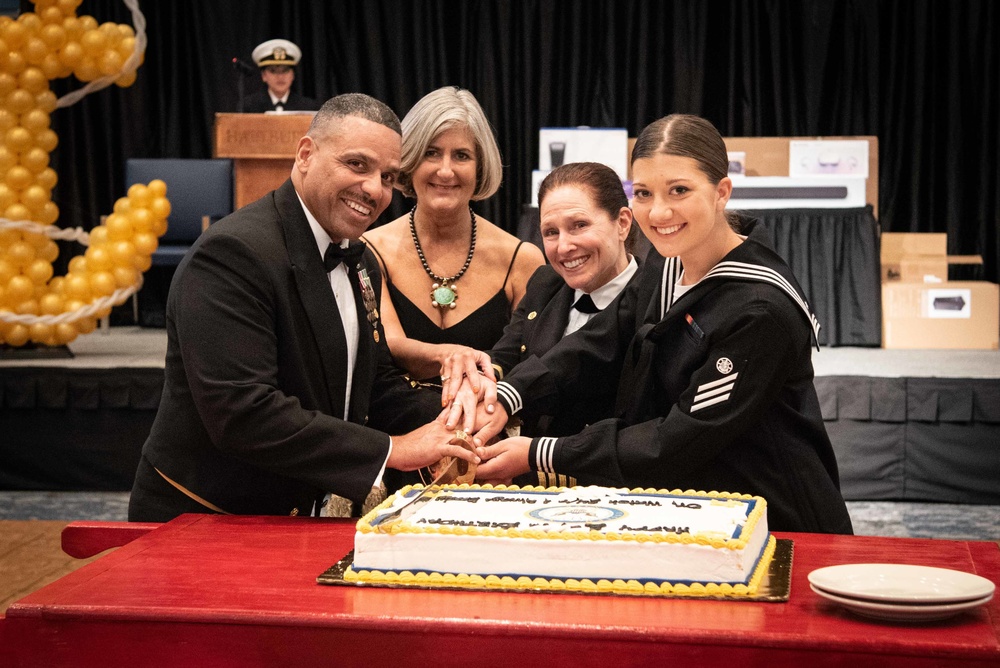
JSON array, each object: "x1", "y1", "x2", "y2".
[
  {"x1": 437, "y1": 345, "x2": 496, "y2": 407},
  {"x1": 475, "y1": 436, "x2": 531, "y2": 482}
]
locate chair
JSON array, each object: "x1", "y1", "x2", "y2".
[{"x1": 124, "y1": 158, "x2": 234, "y2": 266}]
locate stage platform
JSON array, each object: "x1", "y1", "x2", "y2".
[{"x1": 2, "y1": 328, "x2": 998, "y2": 503}]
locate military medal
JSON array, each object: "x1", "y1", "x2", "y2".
[
  {"x1": 409, "y1": 205, "x2": 477, "y2": 310},
  {"x1": 357, "y1": 267, "x2": 380, "y2": 341}
]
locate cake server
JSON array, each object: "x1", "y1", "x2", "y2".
[{"x1": 371, "y1": 431, "x2": 473, "y2": 530}]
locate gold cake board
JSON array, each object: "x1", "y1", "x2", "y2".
[{"x1": 317, "y1": 538, "x2": 792, "y2": 602}]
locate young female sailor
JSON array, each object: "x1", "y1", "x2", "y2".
[{"x1": 474, "y1": 114, "x2": 853, "y2": 534}]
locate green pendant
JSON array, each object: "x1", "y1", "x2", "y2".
[{"x1": 431, "y1": 283, "x2": 457, "y2": 308}]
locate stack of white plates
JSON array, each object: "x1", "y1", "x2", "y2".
[{"x1": 808, "y1": 564, "x2": 995, "y2": 622}]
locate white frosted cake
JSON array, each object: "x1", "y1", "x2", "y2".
[{"x1": 345, "y1": 484, "x2": 775, "y2": 597}]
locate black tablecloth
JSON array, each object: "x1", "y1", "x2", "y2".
[
  {"x1": 0, "y1": 367, "x2": 161, "y2": 490},
  {"x1": 518, "y1": 205, "x2": 882, "y2": 346}
]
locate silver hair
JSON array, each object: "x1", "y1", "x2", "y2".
[{"x1": 396, "y1": 86, "x2": 502, "y2": 200}]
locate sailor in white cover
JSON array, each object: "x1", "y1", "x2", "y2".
[{"x1": 473, "y1": 115, "x2": 853, "y2": 535}]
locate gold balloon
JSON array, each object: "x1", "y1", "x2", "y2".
[
  {"x1": 40, "y1": 23, "x2": 66, "y2": 49},
  {"x1": 14, "y1": 297, "x2": 39, "y2": 314},
  {"x1": 4, "y1": 89, "x2": 35, "y2": 114},
  {"x1": 0, "y1": 257, "x2": 15, "y2": 282},
  {"x1": 5, "y1": 165, "x2": 34, "y2": 190},
  {"x1": 6, "y1": 274, "x2": 34, "y2": 302},
  {"x1": 59, "y1": 39, "x2": 83, "y2": 68},
  {"x1": 25, "y1": 257, "x2": 52, "y2": 284},
  {"x1": 84, "y1": 243, "x2": 112, "y2": 271},
  {"x1": 67, "y1": 254, "x2": 87, "y2": 273},
  {"x1": 127, "y1": 182, "x2": 150, "y2": 206},
  {"x1": 0, "y1": 1, "x2": 154, "y2": 348},
  {"x1": 79, "y1": 28, "x2": 106, "y2": 56},
  {"x1": 132, "y1": 232, "x2": 157, "y2": 256},
  {"x1": 1, "y1": 21, "x2": 29, "y2": 50},
  {"x1": 109, "y1": 239, "x2": 135, "y2": 265},
  {"x1": 147, "y1": 179, "x2": 167, "y2": 197},
  {"x1": 52, "y1": 321, "x2": 77, "y2": 344},
  {"x1": 38, "y1": 291, "x2": 63, "y2": 314},
  {"x1": 88, "y1": 224, "x2": 109, "y2": 246},
  {"x1": 89, "y1": 270, "x2": 116, "y2": 296},
  {"x1": 7, "y1": 240, "x2": 35, "y2": 266},
  {"x1": 150, "y1": 196, "x2": 171, "y2": 219},
  {"x1": 3, "y1": 322, "x2": 30, "y2": 346},
  {"x1": 39, "y1": 238, "x2": 58, "y2": 262},
  {"x1": 28, "y1": 321, "x2": 53, "y2": 343},
  {"x1": 105, "y1": 213, "x2": 133, "y2": 241},
  {"x1": 112, "y1": 264, "x2": 137, "y2": 288},
  {"x1": 63, "y1": 272, "x2": 90, "y2": 300},
  {"x1": 5, "y1": 126, "x2": 33, "y2": 152}
]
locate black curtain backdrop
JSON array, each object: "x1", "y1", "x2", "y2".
[{"x1": 39, "y1": 0, "x2": 999, "y2": 286}]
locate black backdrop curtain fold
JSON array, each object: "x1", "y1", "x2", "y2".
[{"x1": 38, "y1": 0, "x2": 999, "y2": 285}]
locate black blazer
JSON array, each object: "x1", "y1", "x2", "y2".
[
  {"x1": 138, "y1": 180, "x2": 440, "y2": 516},
  {"x1": 241, "y1": 90, "x2": 320, "y2": 113},
  {"x1": 489, "y1": 265, "x2": 636, "y2": 438}
]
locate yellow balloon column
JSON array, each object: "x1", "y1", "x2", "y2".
[{"x1": 0, "y1": 0, "x2": 168, "y2": 348}]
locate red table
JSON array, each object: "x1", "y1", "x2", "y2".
[{"x1": 2, "y1": 515, "x2": 998, "y2": 667}]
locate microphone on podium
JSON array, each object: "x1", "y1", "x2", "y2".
[{"x1": 231, "y1": 58, "x2": 258, "y2": 76}]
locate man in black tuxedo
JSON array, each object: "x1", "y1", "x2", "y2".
[
  {"x1": 129, "y1": 94, "x2": 476, "y2": 521},
  {"x1": 241, "y1": 39, "x2": 320, "y2": 113}
]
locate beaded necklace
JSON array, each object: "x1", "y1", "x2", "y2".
[{"x1": 409, "y1": 205, "x2": 477, "y2": 309}]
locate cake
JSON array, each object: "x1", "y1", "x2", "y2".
[{"x1": 344, "y1": 484, "x2": 775, "y2": 597}]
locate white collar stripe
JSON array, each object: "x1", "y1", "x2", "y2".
[
  {"x1": 702, "y1": 264, "x2": 821, "y2": 345},
  {"x1": 660, "y1": 257, "x2": 682, "y2": 319},
  {"x1": 696, "y1": 372, "x2": 739, "y2": 392}
]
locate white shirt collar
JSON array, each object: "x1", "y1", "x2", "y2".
[
  {"x1": 268, "y1": 91, "x2": 288, "y2": 106},
  {"x1": 572, "y1": 255, "x2": 638, "y2": 310},
  {"x1": 296, "y1": 192, "x2": 347, "y2": 259}
]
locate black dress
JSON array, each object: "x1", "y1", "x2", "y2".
[{"x1": 366, "y1": 241, "x2": 525, "y2": 363}]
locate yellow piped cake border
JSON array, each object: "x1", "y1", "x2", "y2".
[
  {"x1": 344, "y1": 535, "x2": 776, "y2": 597},
  {"x1": 358, "y1": 483, "x2": 767, "y2": 551}
]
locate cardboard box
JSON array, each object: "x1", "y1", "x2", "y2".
[
  {"x1": 882, "y1": 281, "x2": 999, "y2": 349},
  {"x1": 882, "y1": 257, "x2": 949, "y2": 283},
  {"x1": 881, "y1": 232, "x2": 946, "y2": 258}
]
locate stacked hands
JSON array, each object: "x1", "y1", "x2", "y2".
[{"x1": 387, "y1": 347, "x2": 530, "y2": 485}]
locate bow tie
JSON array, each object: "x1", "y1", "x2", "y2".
[
  {"x1": 572, "y1": 294, "x2": 600, "y2": 314},
  {"x1": 324, "y1": 242, "x2": 365, "y2": 272}
]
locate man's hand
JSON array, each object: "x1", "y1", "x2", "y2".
[
  {"x1": 388, "y1": 419, "x2": 481, "y2": 472},
  {"x1": 474, "y1": 436, "x2": 531, "y2": 483}
]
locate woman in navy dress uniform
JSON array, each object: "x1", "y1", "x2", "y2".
[
  {"x1": 475, "y1": 115, "x2": 853, "y2": 534},
  {"x1": 489, "y1": 162, "x2": 639, "y2": 441}
]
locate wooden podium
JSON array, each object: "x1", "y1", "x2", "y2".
[{"x1": 214, "y1": 112, "x2": 314, "y2": 209}]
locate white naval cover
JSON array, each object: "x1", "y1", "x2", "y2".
[{"x1": 354, "y1": 486, "x2": 770, "y2": 585}]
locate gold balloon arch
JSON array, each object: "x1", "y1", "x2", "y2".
[{"x1": 0, "y1": 0, "x2": 168, "y2": 348}]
